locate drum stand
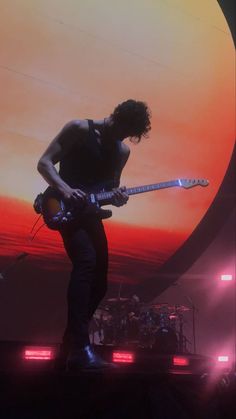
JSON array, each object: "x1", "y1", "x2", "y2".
[
  {"x1": 178, "y1": 313, "x2": 191, "y2": 353},
  {"x1": 172, "y1": 282, "x2": 198, "y2": 354},
  {"x1": 184, "y1": 295, "x2": 198, "y2": 354},
  {"x1": 178, "y1": 313, "x2": 185, "y2": 353}
]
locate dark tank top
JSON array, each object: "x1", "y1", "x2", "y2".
[{"x1": 59, "y1": 120, "x2": 120, "y2": 192}]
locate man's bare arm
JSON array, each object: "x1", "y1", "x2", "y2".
[{"x1": 37, "y1": 120, "x2": 87, "y2": 201}]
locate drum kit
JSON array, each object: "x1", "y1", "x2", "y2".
[{"x1": 90, "y1": 296, "x2": 191, "y2": 354}]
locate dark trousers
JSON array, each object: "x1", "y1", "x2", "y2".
[{"x1": 59, "y1": 217, "x2": 108, "y2": 350}]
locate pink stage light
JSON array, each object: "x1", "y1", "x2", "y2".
[
  {"x1": 172, "y1": 356, "x2": 190, "y2": 366},
  {"x1": 23, "y1": 346, "x2": 54, "y2": 360},
  {"x1": 221, "y1": 274, "x2": 233, "y2": 281},
  {"x1": 112, "y1": 351, "x2": 135, "y2": 363},
  {"x1": 217, "y1": 355, "x2": 229, "y2": 363}
]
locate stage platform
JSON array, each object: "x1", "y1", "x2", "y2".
[{"x1": 0, "y1": 341, "x2": 235, "y2": 418}]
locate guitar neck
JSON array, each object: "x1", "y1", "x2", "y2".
[
  {"x1": 95, "y1": 180, "x2": 180, "y2": 202},
  {"x1": 126, "y1": 180, "x2": 180, "y2": 196}
]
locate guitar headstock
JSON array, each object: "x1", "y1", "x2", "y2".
[{"x1": 179, "y1": 179, "x2": 209, "y2": 189}]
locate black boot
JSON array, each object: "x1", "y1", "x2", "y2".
[{"x1": 67, "y1": 345, "x2": 117, "y2": 371}]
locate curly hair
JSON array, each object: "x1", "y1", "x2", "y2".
[{"x1": 110, "y1": 99, "x2": 151, "y2": 143}]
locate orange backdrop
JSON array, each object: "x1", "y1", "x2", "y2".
[{"x1": 0, "y1": 0, "x2": 235, "y2": 286}]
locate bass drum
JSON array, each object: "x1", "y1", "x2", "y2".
[{"x1": 153, "y1": 327, "x2": 178, "y2": 354}]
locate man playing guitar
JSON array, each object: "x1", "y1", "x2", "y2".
[{"x1": 37, "y1": 99, "x2": 151, "y2": 370}]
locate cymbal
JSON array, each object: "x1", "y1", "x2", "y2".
[
  {"x1": 149, "y1": 303, "x2": 172, "y2": 310},
  {"x1": 148, "y1": 303, "x2": 190, "y2": 312},
  {"x1": 174, "y1": 305, "x2": 191, "y2": 312},
  {"x1": 106, "y1": 297, "x2": 130, "y2": 303},
  {"x1": 164, "y1": 304, "x2": 190, "y2": 312}
]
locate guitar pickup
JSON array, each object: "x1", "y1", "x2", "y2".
[{"x1": 89, "y1": 194, "x2": 97, "y2": 204}]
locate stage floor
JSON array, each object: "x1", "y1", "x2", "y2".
[{"x1": 0, "y1": 341, "x2": 235, "y2": 419}]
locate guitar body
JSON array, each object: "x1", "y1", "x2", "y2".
[{"x1": 34, "y1": 187, "x2": 112, "y2": 231}]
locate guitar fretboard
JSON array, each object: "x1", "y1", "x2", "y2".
[{"x1": 95, "y1": 180, "x2": 180, "y2": 201}]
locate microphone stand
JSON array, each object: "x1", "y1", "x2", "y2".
[
  {"x1": 172, "y1": 282, "x2": 198, "y2": 354},
  {"x1": 115, "y1": 279, "x2": 124, "y2": 344},
  {"x1": 0, "y1": 252, "x2": 29, "y2": 280},
  {"x1": 185, "y1": 294, "x2": 197, "y2": 354},
  {"x1": 117, "y1": 278, "x2": 123, "y2": 300}
]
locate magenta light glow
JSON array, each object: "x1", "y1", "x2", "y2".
[
  {"x1": 172, "y1": 356, "x2": 190, "y2": 366},
  {"x1": 217, "y1": 355, "x2": 229, "y2": 363},
  {"x1": 23, "y1": 346, "x2": 54, "y2": 360},
  {"x1": 221, "y1": 274, "x2": 233, "y2": 281},
  {"x1": 112, "y1": 351, "x2": 135, "y2": 363}
]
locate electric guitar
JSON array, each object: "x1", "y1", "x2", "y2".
[{"x1": 34, "y1": 178, "x2": 209, "y2": 230}]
